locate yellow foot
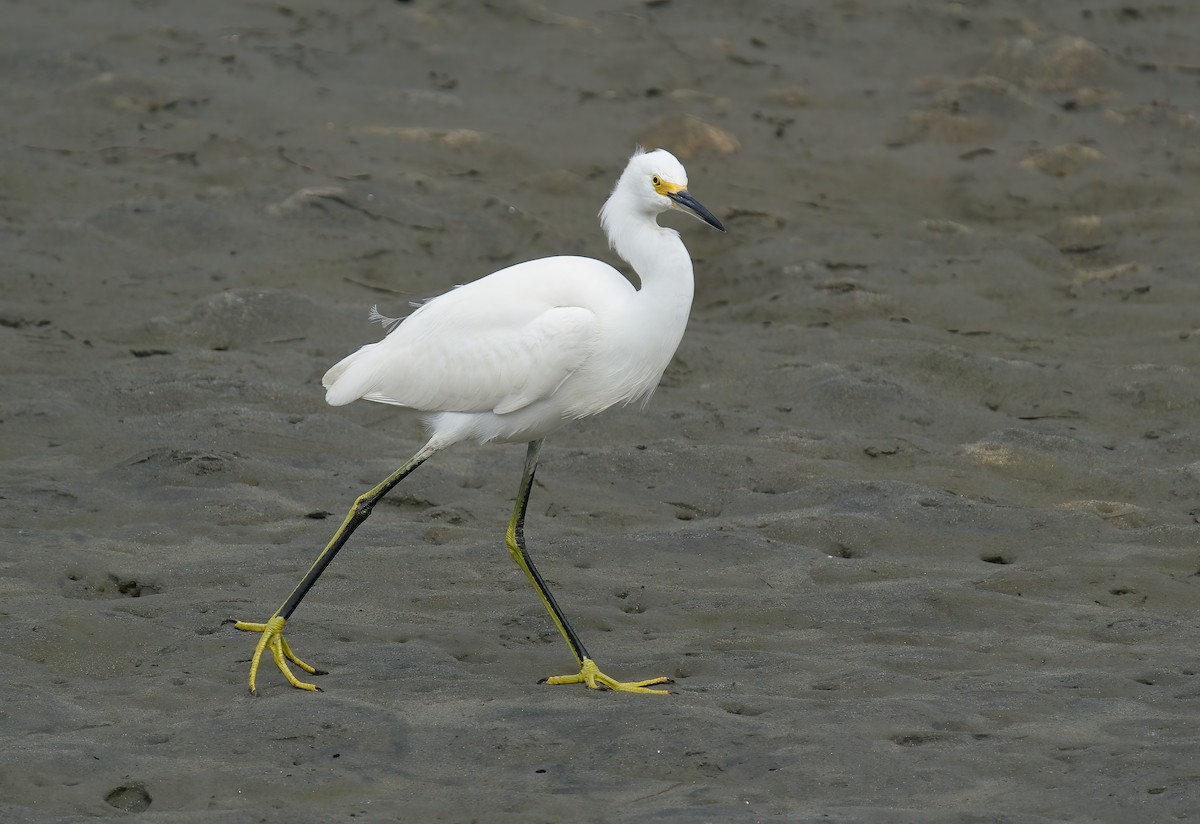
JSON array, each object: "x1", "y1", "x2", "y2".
[
  {"x1": 539, "y1": 657, "x2": 672, "y2": 695},
  {"x1": 232, "y1": 615, "x2": 324, "y2": 694}
]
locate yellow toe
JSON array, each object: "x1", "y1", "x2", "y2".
[
  {"x1": 234, "y1": 615, "x2": 322, "y2": 693},
  {"x1": 541, "y1": 658, "x2": 672, "y2": 695}
]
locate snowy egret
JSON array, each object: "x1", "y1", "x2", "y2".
[{"x1": 234, "y1": 148, "x2": 724, "y2": 695}]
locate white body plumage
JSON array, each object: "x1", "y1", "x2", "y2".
[{"x1": 321, "y1": 148, "x2": 721, "y2": 447}]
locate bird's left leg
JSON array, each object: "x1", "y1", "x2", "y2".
[
  {"x1": 506, "y1": 439, "x2": 671, "y2": 695},
  {"x1": 233, "y1": 440, "x2": 440, "y2": 694}
]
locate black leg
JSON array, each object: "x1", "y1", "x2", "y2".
[
  {"x1": 505, "y1": 440, "x2": 672, "y2": 694},
  {"x1": 278, "y1": 447, "x2": 432, "y2": 620},
  {"x1": 505, "y1": 438, "x2": 591, "y2": 666},
  {"x1": 234, "y1": 439, "x2": 439, "y2": 693}
]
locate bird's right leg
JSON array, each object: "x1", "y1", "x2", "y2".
[
  {"x1": 232, "y1": 440, "x2": 441, "y2": 694},
  {"x1": 505, "y1": 439, "x2": 672, "y2": 694}
]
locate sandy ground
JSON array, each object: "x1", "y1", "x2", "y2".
[{"x1": 3, "y1": 0, "x2": 1200, "y2": 821}]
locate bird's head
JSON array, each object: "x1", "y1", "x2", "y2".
[{"x1": 619, "y1": 148, "x2": 725, "y2": 232}]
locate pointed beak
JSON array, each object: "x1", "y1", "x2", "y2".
[{"x1": 667, "y1": 189, "x2": 726, "y2": 232}]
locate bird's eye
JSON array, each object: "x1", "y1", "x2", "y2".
[{"x1": 651, "y1": 175, "x2": 661, "y2": 187}]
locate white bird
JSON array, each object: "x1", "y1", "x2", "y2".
[{"x1": 234, "y1": 148, "x2": 725, "y2": 695}]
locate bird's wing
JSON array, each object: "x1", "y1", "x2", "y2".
[{"x1": 323, "y1": 286, "x2": 601, "y2": 415}]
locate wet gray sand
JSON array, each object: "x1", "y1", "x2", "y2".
[{"x1": 3, "y1": 1, "x2": 1199, "y2": 821}]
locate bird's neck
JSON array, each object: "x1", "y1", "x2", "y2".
[
  {"x1": 600, "y1": 196, "x2": 698, "y2": 391},
  {"x1": 606, "y1": 206, "x2": 695, "y2": 318}
]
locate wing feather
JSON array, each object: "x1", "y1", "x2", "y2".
[{"x1": 323, "y1": 259, "x2": 615, "y2": 414}]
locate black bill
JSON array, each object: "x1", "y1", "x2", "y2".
[{"x1": 668, "y1": 189, "x2": 726, "y2": 232}]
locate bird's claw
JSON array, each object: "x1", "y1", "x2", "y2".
[
  {"x1": 233, "y1": 615, "x2": 323, "y2": 694},
  {"x1": 540, "y1": 657, "x2": 672, "y2": 695}
]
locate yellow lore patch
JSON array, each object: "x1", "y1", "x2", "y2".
[{"x1": 651, "y1": 176, "x2": 685, "y2": 196}]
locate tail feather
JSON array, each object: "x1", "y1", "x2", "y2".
[{"x1": 322, "y1": 346, "x2": 374, "y2": 406}]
